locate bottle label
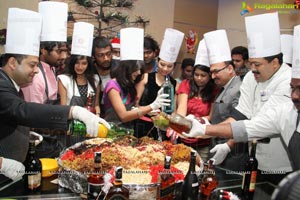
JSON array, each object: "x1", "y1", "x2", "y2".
[
  {"x1": 249, "y1": 171, "x2": 257, "y2": 192},
  {"x1": 160, "y1": 183, "x2": 175, "y2": 198},
  {"x1": 241, "y1": 173, "x2": 246, "y2": 190},
  {"x1": 88, "y1": 182, "x2": 104, "y2": 198},
  {"x1": 28, "y1": 173, "x2": 41, "y2": 189},
  {"x1": 192, "y1": 182, "x2": 199, "y2": 187}
]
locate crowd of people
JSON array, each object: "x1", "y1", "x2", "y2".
[{"x1": 0, "y1": 2, "x2": 299, "y2": 194}]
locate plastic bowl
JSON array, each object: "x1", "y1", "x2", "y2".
[{"x1": 40, "y1": 158, "x2": 59, "y2": 178}]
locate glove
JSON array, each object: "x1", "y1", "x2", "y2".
[
  {"x1": 72, "y1": 106, "x2": 111, "y2": 137},
  {"x1": 150, "y1": 88, "x2": 171, "y2": 110},
  {"x1": 166, "y1": 128, "x2": 178, "y2": 142},
  {"x1": 209, "y1": 143, "x2": 231, "y2": 165},
  {"x1": 0, "y1": 157, "x2": 25, "y2": 180},
  {"x1": 182, "y1": 114, "x2": 207, "y2": 138},
  {"x1": 196, "y1": 117, "x2": 211, "y2": 125}
]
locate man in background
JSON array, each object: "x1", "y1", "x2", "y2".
[
  {"x1": 144, "y1": 35, "x2": 160, "y2": 73},
  {"x1": 231, "y1": 46, "x2": 249, "y2": 80}
]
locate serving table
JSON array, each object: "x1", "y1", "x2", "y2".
[{"x1": 0, "y1": 167, "x2": 277, "y2": 200}]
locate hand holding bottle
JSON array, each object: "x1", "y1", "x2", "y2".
[
  {"x1": 71, "y1": 106, "x2": 111, "y2": 137},
  {"x1": 181, "y1": 114, "x2": 207, "y2": 137},
  {"x1": 209, "y1": 143, "x2": 231, "y2": 165},
  {"x1": 150, "y1": 88, "x2": 171, "y2": 110},
  {"x1": 0, "y1": 157, "x2": 25, "y2": 180},
  {"x1": 166, "y1": 128, "x2": 179, "y2": 142}
]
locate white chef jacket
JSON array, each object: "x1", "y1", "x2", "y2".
[
  {"x1": 233, "y1": 63, "x2": 292, "y2": 172},
  {"x1": 57, "y1": 74, "x2": 99, "y2": 105},
  {"x1": 232, "y1": 100, "x2": 297, "y2": 171}
]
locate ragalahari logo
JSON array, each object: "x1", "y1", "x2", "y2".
[{"x1": 240, "y1": 2, "x2": 254, "y2": 16}]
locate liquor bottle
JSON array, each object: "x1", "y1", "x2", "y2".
[
  {"x1": 85, "y1": 92, "x2": 96, "y2": 114},
  {"x1": 241, "y1": 140, "x2": 258, "y2": 199},
  {"x1": 106, "y1": 166, "x2": 129, "y2": 200},
  {"x1": 200, "y1": 159, "x2": 218, "y2": 200},
  {"x1": 159, "y1": 156, "x2": 175, "y2": 200},
  {"x1": 68, "y1": 92, "x2": 98, "y2": 137},
  {"x1": 162, "y1": 75, "x2": 174, "y2": 114},
  {"x1": 181, "y1": 150, "x2": 199, "y2": 200},
  {"x1": 69, "y1": 119, "x2": 87, "y2": 136},
  {"x1": 24, "y1": 140, "x2": 42, "y2": 191},
  {"x1": 88, "y1": 152, "x2": 105, "y2": 200}
]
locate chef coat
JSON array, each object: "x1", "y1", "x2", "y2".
[{"x1": 234, "y1": 63, "x2": 292, "y2": 172}]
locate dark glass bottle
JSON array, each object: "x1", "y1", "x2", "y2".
[
  {"x1": 181, "y1": 150, "x2": 199, "y2": 200},
  {"x1": 242, "y1": 140, "x2": 258, "y2": 200},
  {"x1": 69, "y1": 119, "x2": 87, "y2": 136},
  {"x1": 85, "y1": 92, "x2": 96, "y2": 114},
  {"x1": 88, "y1": 152, "x2": 105, "y2": 200},
  {"x1": 106, "y1": 166, "x2": 129, "y2": 200},
  {"x1": 200, "y1": 159, "x2": 218, "y2": 200},
  {"x1": 159, "y1": 156, "x2": 175, "y2": 200},
  {"x1": 162, "y1": 75, "x2": 174, "y2": 114},
  {"x1": 24, "y1": 140, "x2": 42, "y2": 191}
]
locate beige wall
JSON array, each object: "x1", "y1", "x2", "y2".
[
  {"x1": 1, "y1": 0, "x2": 299, "y2": 58},
  {"x1": 217, "y1": 0, "x2": 300, "y2": 48},
  {"x1": 0, "y1": 0, "x2": 39, "y2": 53},
  {"x1": 173, "y1": 0, "x2": 218, "y2": 77}
]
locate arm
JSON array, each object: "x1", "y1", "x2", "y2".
[
  {"x1": 176, "y1": 93, "x2": 188, "y2": 116},
  {"x1": 58, "y1": 79, "x2": 67, "y2": 105},
  {"x1": 94, "y1": 84, "x2": 101, "y2": 116},
  {"x1": 135, "y1": 73, "x2": 148, "y2": 106},
  {"x1": 108, "y1": 88, "x2": 153, "y2": 122}
]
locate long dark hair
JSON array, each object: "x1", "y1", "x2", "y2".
[
  {"x1": 114, "y1": 60, "x2": 144, "y2": 103},
  {"x1": 188, "y1": 65, "x2": 215, "y2": 102},
  {"x1": 63, "y1": 55, "x2": 97, "y2": 92}
]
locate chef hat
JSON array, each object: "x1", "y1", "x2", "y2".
[
  {"x1": 245, "y1": 12, "x2": 281, "y2": 58},
  {"x1": 159, "y1": 28, "x2": 184, "y2": 63},
  {"x1": 120, "y1": 28, "x2": 144, "y2": 61},
  {"x1": 39, "y1": 1, "x2": 68, "y2": 42},
  {"x1": 71, "y1": 22, "x2": 94, "y2": 57},
  {"x1": 280, "y1": 34, "x2": 293, "y2": 65},
  {"x1": 5, "y1": 8, "x2": 42, "y2": 57},
  {"x1": 292, "y1": 25, "x2": 300, "y2": 79},
  {"x1": 204, "y1": 29, "x2": 231, "y2": 64},
  {"x1": 111, "y1": 37, "x2": 120, "y2": 49},
  {"x1": 195, "y1": 39, "x2": 210, "y2": 67}
]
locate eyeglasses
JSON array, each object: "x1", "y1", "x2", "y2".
[{"x1": 210, "y1": 64, "x2": 229, "y2": 75}]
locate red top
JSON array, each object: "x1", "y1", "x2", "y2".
[
  {"x1": 177, "y1": 79, "x2": 214, "y2": 117},
  {"x1": 177, "y1": 79, "x2": 217, "y2": 144}
]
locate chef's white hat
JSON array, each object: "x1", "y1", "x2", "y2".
[
  {"x1": 5, "y1": 8, "x2": 42, "y2": 57},
  {"x1": 280, "y1": 34, "x2": 293, "y2": 65},
  {"x1": 120, "y1": 27, "x2": 144, "y2": 61},
  {"x1": 292, "y1": 25, "x2": 300, "y2": 79},
  {"x1": 39, "y1": 1, "x2": 68, "y2": 42},
  {"x1": 159, "y1": 28, "x2": 184, "y2": 63},
  {"x1": 195, "y1": 39, "x2": 210, "y2": 67},
  {"x1": 71, "y1": 22, "x2": 94, "y2": 57},
  {"x1": 245, "y1": 12, "x2": 281, "y2": 58},
  {"x1": 204, "y1": 29, "x2": 231, "y2": 64}
]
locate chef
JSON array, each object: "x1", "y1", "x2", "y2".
[
  {"x1": 22, "y1": 1, "x2": 69, "y2": 104},
  {"x1": 182, "y1": 12, "x2": 293, "y2": 184},
  {"x1": 182, "y1": 24, "x2": 300, "y2": 171},
  {"x1": 0, "y1": 8, "x2": 110, "y2": 179},
  {"x1": 203, "y1": 30, "x2": 244, "y2": 171}
]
